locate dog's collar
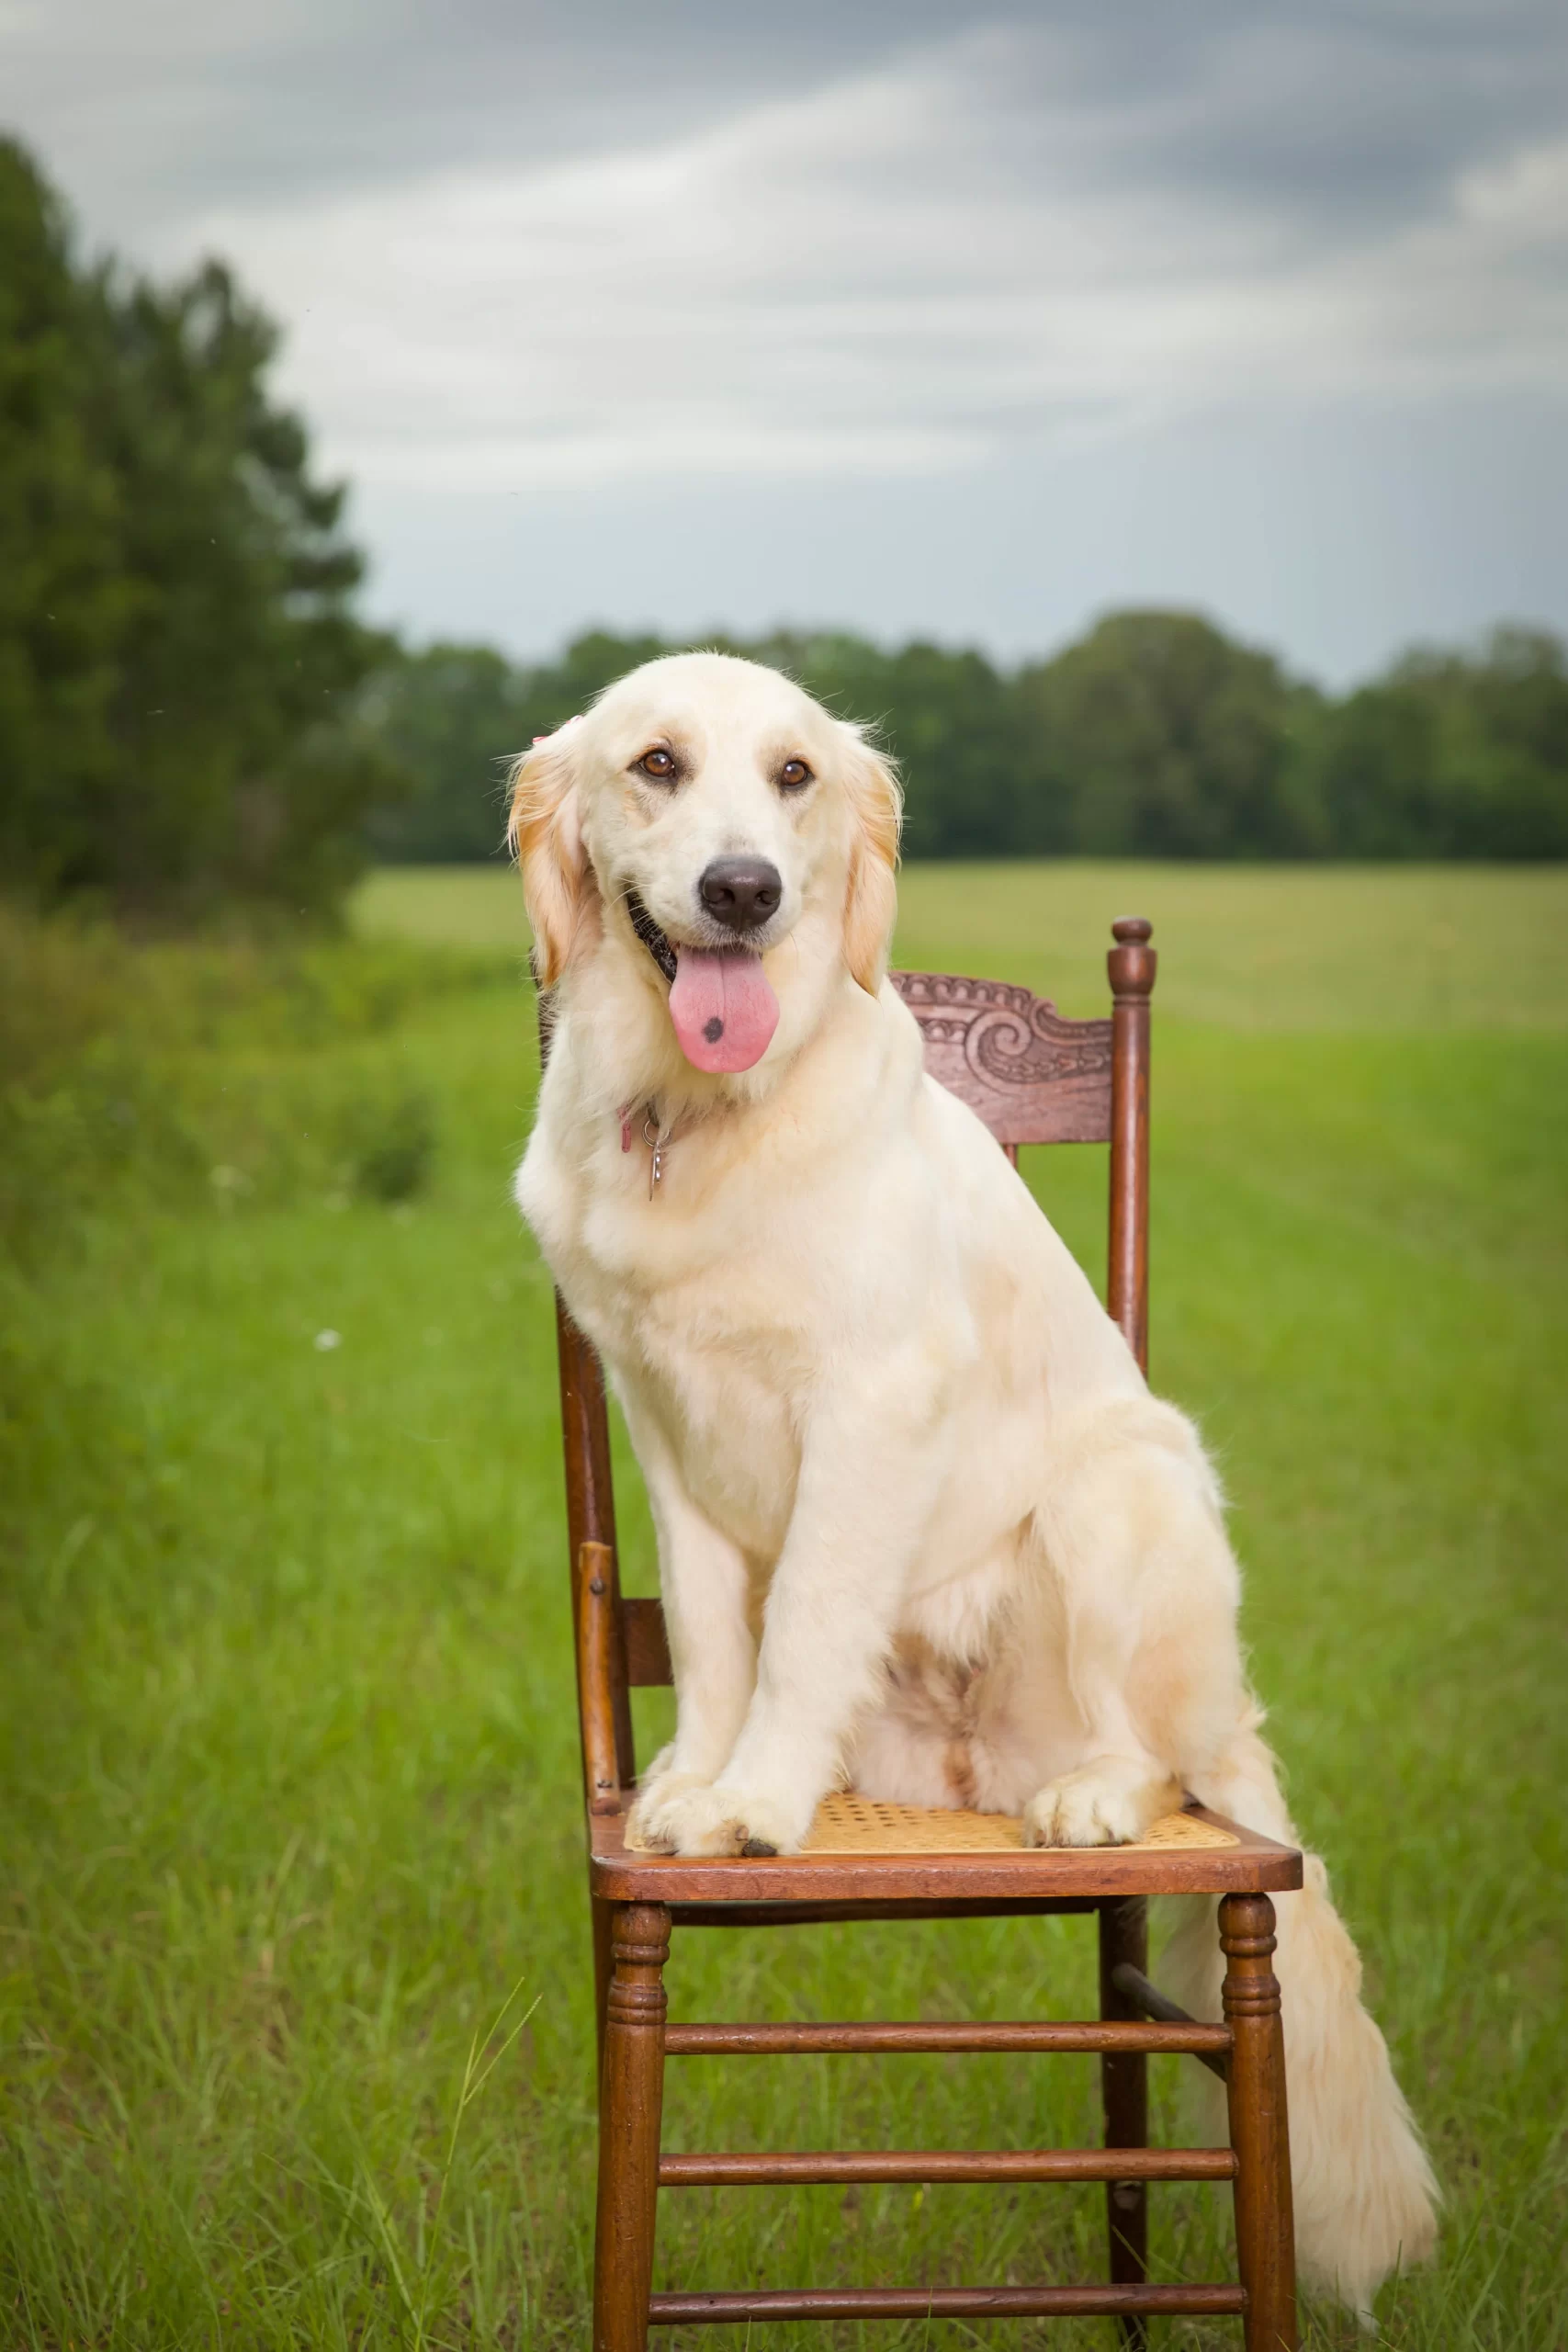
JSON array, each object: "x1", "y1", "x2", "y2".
[{"x1": 624, "y1": 888, "x2": 678, "y2": 984}]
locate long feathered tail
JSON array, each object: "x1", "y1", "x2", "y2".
[{"x1": 1163, "y1": 1719, "x2": 1439, "y2": 2324}]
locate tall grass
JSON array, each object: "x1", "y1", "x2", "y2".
[
  {"x1": 1, "y1": 867, "x2": 1564, "y2": 2347},
  {"x1": 0, "y1": 904, "x2": 522, "y2": 1255}
]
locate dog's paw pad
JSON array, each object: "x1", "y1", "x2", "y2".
[{"x1": 740, "y1": 1837, "x2": 778, "y2": 1857}]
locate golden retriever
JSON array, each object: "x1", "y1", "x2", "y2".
[{"x1": 511, "y1": 650, "x2": 1438, "y2": 2317}]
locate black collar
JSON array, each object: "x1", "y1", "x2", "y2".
[{"x1": 625, "y1": 888, "x2": 678, "y2": 983}]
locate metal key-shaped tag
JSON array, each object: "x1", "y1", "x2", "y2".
[{"x1": 642, "y1": 1109, "x2": 665, "y2": 1201}]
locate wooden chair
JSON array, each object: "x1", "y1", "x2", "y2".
[{"x1": 545, "y1": 917, "x2": 1302, "y2": 2349}]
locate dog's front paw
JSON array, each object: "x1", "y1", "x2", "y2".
[
  {"x1": 626, "y1": 1768, "x2": 717, "y2": 1853},
  {"x1": 641, "y1": 1781, "x2": 807, "y2": 1859},
  {"x1": 1022, "y1": 1762, "x2": 1179, "y2": 1849}
]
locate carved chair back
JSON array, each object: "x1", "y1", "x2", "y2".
[{"x1": 548, "y1": 917, "x2": 1157, "y2": 1806}]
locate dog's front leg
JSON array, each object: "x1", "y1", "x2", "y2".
[
  {"x1": 619, "y1": 1399, "x2": 757, "y2": 1851},
  {"x1": 648, "y1": 1364, "x2": 951, "y2": 1857}
]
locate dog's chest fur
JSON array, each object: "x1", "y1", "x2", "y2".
[{"x1": 519, "y1": 1102, "x2": 821, "y2": 1561}]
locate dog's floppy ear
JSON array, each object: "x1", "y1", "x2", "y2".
[
  {"x1": 507, "y1": 718, "x2": 592, "y2": 988},
  {"x1": 840, "y1": 726, "x2": 903, "y2": 995}
]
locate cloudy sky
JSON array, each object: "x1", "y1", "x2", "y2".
[{"x1": 6, "y1": 0, "x2": 1566, "y2": 680}]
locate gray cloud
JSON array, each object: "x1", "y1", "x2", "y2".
[
  {"x1": 3, "y1": 1, "x2": 1564, "y2": 677},
  {"x1": 12, "y1": 3, "x2": 1567, "y2": 248}
]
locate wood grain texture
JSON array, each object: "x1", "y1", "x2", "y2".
[
  {"x1": 1109, "y1": 908, "x2": 1161, "y2": 1374},
  {"x1": 555, "y1": 1295, "x2": 636, "y2": 1787},
  {"x1": 622, "y1": 1596, "x2": 672, "y2": 1687},
  {"x1": 889, "y1": 969, "x2": 1113, "y2": 1144},
  {"x1": 649, "y1": 2283, "x2": 1248, "y2": 2324},
  {"x1": 590, "y1": 1893, "x2": 613, "y2": 2087},
  {"x1": 577, "y1": 1543, "x2": 624, "y2": 1815},
  {"x1": 1107, "y1": 917, "x2": 1156, "y2": 1371},
  {"x1": 1100, "y1": 1895, "x2": 1150, "y2": 2348},
  {"x1": 659, "y1": 2145, "x2": 1235, "y2": 2187},
  {"x1": 593, "y1": 1903, "x2": 670, "y2": 2352},
  {"x1": 1223, "y1": 1893, "x2": 1299, "y2": 2352},
  {"x1": 664, "y1": 2018, "x2": 1232, "y2": 2058}
]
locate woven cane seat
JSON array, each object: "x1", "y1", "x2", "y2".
[
  {"x1": 802, "y1": 1791, "x2": 1239, "y2": 1855},
  {"x1": 625, "y1": 1790, "x2": 1239, "y2": 1856}
]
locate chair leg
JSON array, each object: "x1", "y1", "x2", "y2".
[
  {"x1": 1220, "y1": 1893, "x2": 1298, "y2": 2352},
  {"x1": 591, "y1": 1893, "x2": 613, "y2": 2092},
  {"x1": 1099, "y1": 1896, "x2": 1150, "y2": 2350},
  {"x1": 593, "y1": 1901, "x2": 670, "y2": 2352}
]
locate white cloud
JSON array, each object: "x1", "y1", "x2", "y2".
[{"x1": 155, "y1": 26, "x2": 1564, "y2": 501}]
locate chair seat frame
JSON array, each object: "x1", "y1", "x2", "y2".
[{"x1": 541, "y1": 920, "x2": 1301, "y2": 2348}]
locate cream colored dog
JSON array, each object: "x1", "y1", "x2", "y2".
[{"x1": 511, "y1": 650, "x2": 1438, "y2": 2318}]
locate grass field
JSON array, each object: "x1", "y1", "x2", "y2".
[{"x1": 3, "y1": 864, "x2": 1565, "y2": 2349}]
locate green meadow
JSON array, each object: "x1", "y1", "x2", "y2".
[{"x1": 3, "y1": 865, "x2": 1564, "y2": 2348}]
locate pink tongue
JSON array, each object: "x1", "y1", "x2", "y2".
[{"x1": 668, "y1": 947, "x2": 780, "y2": 1073}]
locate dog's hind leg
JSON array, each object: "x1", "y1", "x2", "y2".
[{"x1": 1020, "y1": 1413, "x2": 1234, "y2": 1849}]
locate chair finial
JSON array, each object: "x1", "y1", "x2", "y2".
[{"x1": 1109, "y1": 917, "x2": 1156, "y2": 999}]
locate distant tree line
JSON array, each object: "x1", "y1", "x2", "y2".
[
  {"x1": 4, "y1": 133, "x2": 1566, "y2": 929},
  {"x1": 365, "y1": 617, "x2": 1568, "y2": 868}
]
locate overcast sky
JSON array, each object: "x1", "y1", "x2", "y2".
[{"x1": 6, "y1": 0, "x2": 1566, "y2": 681}]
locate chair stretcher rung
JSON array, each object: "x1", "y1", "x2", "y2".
[
  {"x1": 665, "y1": 2018, "x2": 1232, "y2": 2057},
  {"x1": 649, "y1": 2281, "x2": 1248, "y2": 2323},
  {"x1": 659, "y1": 2145, "x2": 1235, "y2": 2187},
  {"x1": 1111, "y1": 1962, "x2": 1190, "y2": 2021},
  {"x1": 1111, "y1": 1961, "x2": 1231, "y2": 2080}
]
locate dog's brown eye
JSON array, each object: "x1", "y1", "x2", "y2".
[
  {"x1": 779, "y1": 757, "x2": 813, "y2": 792},
  {"x1": 638, "y1": 747, "x2": 676, "y2": 780}
]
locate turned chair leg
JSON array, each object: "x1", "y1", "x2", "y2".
[
  {"x1": 1099, "y1": 1896, "x2": 1150, "y2": 2349},
  {"x1": 1221, "y1": 1893, "x2": 1298, "y2": 2352},
  {"x1": 593, "y1": 1902, "x2": 670, "y2": 2352},
  {"x1": 591, "y1": 1893, "x2": 613, "y2": 2091}
]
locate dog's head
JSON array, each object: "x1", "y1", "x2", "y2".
[{"x1": 509, "y1": 652, "x2": 901, "y2": 1077}]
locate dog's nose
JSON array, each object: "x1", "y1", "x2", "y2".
[{"x1": 697, "y1": 857, "x2": 783, "y2": 933}]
